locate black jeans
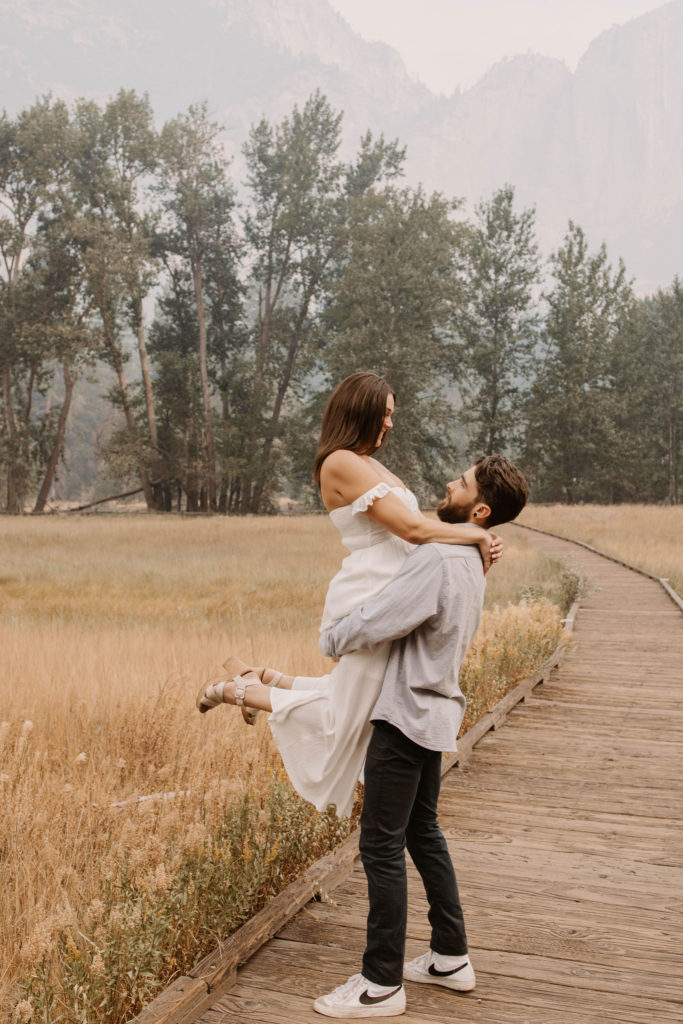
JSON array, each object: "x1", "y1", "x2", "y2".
[{"x1": 360, "y1": 720, "x2": 468, "y2": 987}]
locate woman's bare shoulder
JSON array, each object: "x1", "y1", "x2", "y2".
[
  {"x1": 320, "y1": 450, "x2": 386, "y2": 509},
  {"x1": 321, "y1": 449, "x2": 375, "y2": 484}
]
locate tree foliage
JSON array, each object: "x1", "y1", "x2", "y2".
[
  {"x1": 451, "y1": 186, "x2": 540, "y2": 457},
  {"x1": 523, "y1": 222, "x2": 634, "y2": 501},
  {"x1": 322, "y1": 185, "x2": 462, "y2": 495}
]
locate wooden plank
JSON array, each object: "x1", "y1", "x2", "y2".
[
  {"x1": 472, "y1": 711, "x2": 683, "y2": 740},
  {"x1": 440, "y1": 823, "x2": 683, "y2": 867},
  {"x1": 527, "y1": 693, "x2": 683, "y2": 711},
  {"x1": 132, "y1": 978, "x2": 213, "y2": 1024},
  {"x1": 297, "y1": 864, "x2": 683, "y2": 941},
  {"x1": 462, "y1": 752, "x2": 683, "y2": 787},
  {"x1": 279, "y1": 897, "x2": 683, "y2": 964},
  {"x1": 437, "y1": 796, "x2": 679, "y2": 839},
  {"x1": 442, "y1": 786, "x2": 679, "y2": 820}
]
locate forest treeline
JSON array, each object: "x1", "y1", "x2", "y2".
[{"x1": 1, "y1": 90, "x2": 681, "y2": 513}]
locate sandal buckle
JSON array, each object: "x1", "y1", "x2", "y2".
[{"x1": 234, "y1": 675, "x2": 247, "y2": 706}]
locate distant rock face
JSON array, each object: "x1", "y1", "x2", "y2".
[
  {"x1": 405, "y1": 2, "x2": 683, "y2": 290},
  {"x1": 1, "y1": 0, "x2": 682, "y2": 289},
  {"x1": 406, "y1": 55, "x2": 572, "y2": 204},
  {"x1": 206, "y1": 0, "x2": 433, "y2": 153},
  {"x1": 569, "y1": 1, "x2": 683, "y2": 285}
]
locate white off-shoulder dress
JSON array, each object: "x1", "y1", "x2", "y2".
[{"x1": 268, "y1": 483, "x2": 418, "y2": 817}]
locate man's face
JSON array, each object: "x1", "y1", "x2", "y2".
[{"x1": 437, "y1": 466, "x2": 481, "y2": 524}]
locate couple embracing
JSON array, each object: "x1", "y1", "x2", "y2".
[{"x1": 197, "y1": 371, "x2": 529, "y2": 1018}]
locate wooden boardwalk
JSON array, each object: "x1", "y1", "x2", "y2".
[{"x1": 197, "y1": 528, "x2": 683, "y2": 1024}]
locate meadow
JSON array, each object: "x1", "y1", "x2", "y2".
[
  {"x1": 0, "y1": 514, "x2": 574, "y2": 1023},
  {"x1": 518, "y1": 503, "x2": 683, "y2": 597}
]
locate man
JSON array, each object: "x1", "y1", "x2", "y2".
[{"x1": 312, "y1": 454, "x2": 530, "y2": 1018}]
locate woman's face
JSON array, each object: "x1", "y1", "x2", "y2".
[{"x1": 375, "y1": 394, "x2": 394, "y2": 447}]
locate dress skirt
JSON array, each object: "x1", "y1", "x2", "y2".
[{"x1": 268, "y1": 643, "x2": 391, "y2": 817}]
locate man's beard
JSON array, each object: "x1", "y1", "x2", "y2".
[{"x1": 436, "y1": 496, "x2": 475, "y2": 524}]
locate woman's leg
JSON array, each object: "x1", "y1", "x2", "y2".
[
  {"x1": 259, "y1": 667, "x2": 295, "y2": 690},
  {"x1": 198, "y1": 646, "x2": 388, "y2": 818},
  {"x1": 198, "y1": 670, "x2": 283, "y2": 714},
  {"x1": 224, "y1": 672, "x2": 275, "y2": 711}
]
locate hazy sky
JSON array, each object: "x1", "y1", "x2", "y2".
[{"x1": 328, "y1": 0, "x2": 666, "y2": 94}]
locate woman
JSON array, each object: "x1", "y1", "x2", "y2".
[{"x1": 197, "y1": 372, "x2": 500, "y2": 816}]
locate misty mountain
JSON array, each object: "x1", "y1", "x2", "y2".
[
  {"x1": 404, "y1": 0, "x2": 683, "y2": 290},
  {"x1": 1, "y1": 0, "x2": 682, "y2": 289}
]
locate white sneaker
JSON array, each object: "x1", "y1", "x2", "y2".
[
  {"x1": 403, "y1": 950, "x2": 475, "y2": 991},
  {"x1": 313, "y1": 973, "x2": 406, "y2": 1018}
]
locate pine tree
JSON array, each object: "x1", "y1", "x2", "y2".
[
  {"x1": 450, "y1": 186, "x2": 540, "y2": 458},
  {"x1": 525, "y1": 222, "x2": 633, "y2": 502}
]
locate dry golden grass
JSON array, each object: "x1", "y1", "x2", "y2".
[
  {"x1": 518, "y1": 504, "x2": 683, "y2": 597},
  {"x1": 0, "y1": 514, "x2": 569, "y2": 1022}
]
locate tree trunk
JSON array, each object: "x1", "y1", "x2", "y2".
[
  {"x1": 133, "y1": 289, "x2": 164, "y2": 511},
  {"x1": 111, "y1": 349, "x2": 154, "y2": 509},
  {"x1": 190, "y1": 249, "x2": 216, "y2": 510},
  {"x1": 668, "y1": 419, "x2": 678, "y2": 505},
  {"x1": 218, "y1": 476, "x2": 228, "y2": 513},
  {"x1": 134, "y1": 291, "x2": 160, "y2": 467},
  {"x1": 32, "y1": 362, "x2": 76, "y2": 513},
  {"x1": 220, "y1": 352, "x2": 229, "y2": 422},
  {"x1": 237, "y1": 287, "x2": 272, "y2": 515},
  {"x1": 186, "y1": 473, "x2": 200, "y2": 512},
  {"x1": 2, "y1": 363, "x2": 22, "y2": 514},
  {"x1": 249, "y1": 283, "x2": 317, "y2": 512}
]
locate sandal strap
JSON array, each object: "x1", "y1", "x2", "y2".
[
  {"x1": 234, "y1": 674, "x2": 255, "y2": 707},
  {"x1": 206, "y1": 681, "x2": 226, "y2": 704}
]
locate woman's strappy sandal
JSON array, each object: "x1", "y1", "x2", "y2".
[
  {"x1": 196, "y1": 655, "x2": 283, "y2": 725},
  {"x1": 223, "y1": 656, "x2": 283, "y2": 726}
]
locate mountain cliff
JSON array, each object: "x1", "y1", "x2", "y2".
[
  {"x1": 402, "y1": 0, "x2": 683, "y2": 288},
  {"x1": 1, "y1": 0, "x2": 681, "y2": 289}
]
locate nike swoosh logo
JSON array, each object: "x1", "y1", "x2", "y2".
[
  {"x1": 359, "y1": 986, "x2": 402, "y2": 1005},
  {"x1": 429, "y1": 961, "x2": 468, "y2": 977}
]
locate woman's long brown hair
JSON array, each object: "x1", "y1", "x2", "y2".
[{"x1": 313, "y1": 372, "x2": 395, "y2": 488}]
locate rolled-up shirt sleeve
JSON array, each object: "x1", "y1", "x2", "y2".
[{"x1": 319, "y1": 546, "x2": 444, "y2": 659}]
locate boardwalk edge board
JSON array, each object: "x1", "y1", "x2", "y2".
[
  {"x1": 130, "y1": 603, "x2": 580, "y2": 1024},
  {"x1": 514, "y1": 522, "x2": 683, "y2": 613}
]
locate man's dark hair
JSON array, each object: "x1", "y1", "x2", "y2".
[{"x1": 474, "y1": 455, "x2": 530, "y2": 528}]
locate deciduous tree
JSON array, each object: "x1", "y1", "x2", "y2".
[
  {"x1": 237, "y1": 93, "x2": 404, "y2": 512},
  {"x1": 157, "y1": 103, "x2": 238, "y2": 510},
  {"x1": 0, "y1": 98, "x2": 71, "y2": 511},
  {"x1": 71, "y1": 91, "x2": 161, "y2": 507},
  {"x1": 322, "y1": 185, "x2": 462, "y2": 496}
]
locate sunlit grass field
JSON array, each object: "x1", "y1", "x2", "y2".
[
  {"x1": 0, "y1": 515, "x2": 573, "y2": 1023},
  {"x1": 518, "y1": 503, "x2": 683, "y2": 597}
]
